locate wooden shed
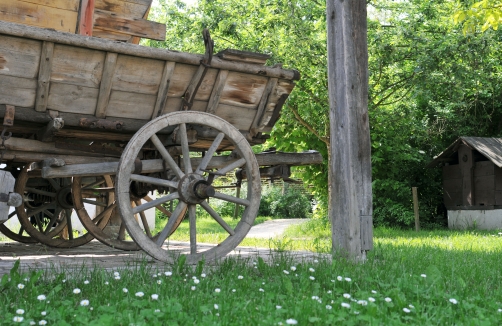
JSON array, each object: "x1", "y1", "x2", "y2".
[{"x1": 427, "y1": 137, "x2": 502, "y2": 229}]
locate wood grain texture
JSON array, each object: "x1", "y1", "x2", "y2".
[
  {"x1": 94, "y1": 0, "x2": 151, "y2": 16},
  {"x1": 0, "y1": 75, "x2": 37, "y2": 107},
  {"x1": 93, "y1": 9, "x2": 165, "y2": 41},
  {"x1": 459, "y1": 144, "x2": 474, "y2": 206},
  {"x1": 0, "y1": 0, "x2": 78, "y2": 33},
  {"x1": 250, "y1": 77, "x2": 277, "y2": 134},
  {"x1": 35, "y1": 41, "x2": 54, "y2": 112},
  {"x1": 0, "y1": 21, "x2": 300, "y2": 81},
  {"x1": 219, "y1": 71, "x2": 268, "y2": 109},
  {"x1": 47, "y1": 83, "x2": 99, "y2": 114},
  {"x1": 327, "y1": 0, "x2": 372, "y2": 256},
  {"x1": 152, "y1": 61, "x2": 176, "y2": 119},
  {"x1": 0, "y1": 35, "x2": 41, "y2": 79},
  {"x1": 106, "y1": 90, "x2": 155, "y2": 120},
  {"x1": 95, "y1": 52, "x2": 118, "y2": 118},
  {"x1": 206, "y1": 70, "x2": 228, "y2": 114},
  {"x1": 51, "y1": 44, "x2": 105, "y2": 88},
  {"x1": 111, "y1": 54, "x2": 164, "y2": 94}
]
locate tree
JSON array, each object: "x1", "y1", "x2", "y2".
[{"x1": 454, "y1": 0, "x2": 502, "y2": 33}]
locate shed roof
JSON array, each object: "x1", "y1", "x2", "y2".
[{"x1": 427, "y1": 137, "x2": 502, "y2": 168}]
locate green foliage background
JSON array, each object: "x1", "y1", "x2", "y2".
[{"x1": 146, "y1": 0, "x2": 502, "y2": 228}]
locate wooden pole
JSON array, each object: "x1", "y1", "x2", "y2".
[
  {"x1": 412, "y1": 187, "x2": 420, "y2": 231},
  {"x1": 233, "y1": 185, "x2": 241, "y2": 219},
  {"x1": 327, "y1": 0, "x2": 373, "y2": 258}
]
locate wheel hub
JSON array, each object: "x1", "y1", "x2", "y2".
[
  {"x1": 178, "y1": 174, "x2": 215, "y2": 204},
  {"x1": 56, "y1": 186, "x2": 74, "y2": 209}
]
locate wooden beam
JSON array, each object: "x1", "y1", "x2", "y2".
[
  {"x1": 206, "y1": 70, "x2": 228, "y2": 114},
  {"x1": 152, "y1": 61, "x2": 176, "y2": 119},
  {"x1": 327, "y1": 0, "x2": 372, "y2": 257},
  {"x1": 93, "y1": 9, "x2": 166, "y2": 41},
  {"x1": 250, "y1": 77, "x2": 278, "y2": 136},
  {"x1": 95, "y1": 52, "x2": 118, "y2": 118},
  {"x1": 459, "y1": 144, "x2": 474, "y2": 206},
  {"x1": 42, "y1": 151, "x2": 323, "y2": 178},
  {"x1": 36, "y1": 118, "x2": 64, "y2": 142},
  {"x1": 35, "y1": 41, "x2": 54, "y2": 112},
  {"x1": 0, "y1": 21, "x2": 300, "y2": 81},
  {"x1": 181, "y1": 65, "x2": 208, "y2": 111},
  {"x1": 77, "y1": 0, "x2": 95, "y2": 36}
]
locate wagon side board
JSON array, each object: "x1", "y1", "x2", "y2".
[{"x1": 0, "y1": 21, "x2": 299, "y2": 152}]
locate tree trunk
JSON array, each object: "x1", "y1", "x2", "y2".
[{"x1": 327, "y1": 0, "x2": 373, "y2": 259}]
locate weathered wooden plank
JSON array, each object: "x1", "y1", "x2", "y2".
[
  {"x1": 3, "y1": 136, "x2": 117, "y2": 158},
  {"x1": 15, "y1": 0, "x2": 79, "y2": 11},
  {"x1": 95, "y1": 52, "x2": 118, "y2": 118},
  {"x1": 219, "y1": 72, "x2": 268, "y2": 109},
  {"x1": 444, "y1": 190, "x2": 462, "y2": 208},
  {"x1": 258, "y1": 79, "x2": 295, "y2": 132},
  {"x1": 250, "y1": 77, "x2": 277, "y2": 134},
  {"x1": 0, "y1": 105, "x2": 147, "y2": 133},
  {"x1": 0, "y1": 21, "x2": 301, "y2": 81},
  {"x1": 91, "y1": 29, "x2": 132, "y2": 42},
  {"x1": 443, "y1": 178, "x2": 462, "y2": 190},
  {"x1": 0, "y1": 0, "x2": 78, "y2": 33},
  {"x1": 474, "y1": 175, "x2": 495, "y2": 206},
  {"x1": 206, "y1": 70, "x2": 228, "y2": 114},
  {"x1": 181, "y1": 65, "x2": 208, "y2": 110},
  {"x1": 55, "y1": 129, "x2": 132, "y2": 142},
  {"x1": 51, "y1": 44, "x2": 105, "y2": 88},
  {"x1": 77, "y1": 0, "x2": 95, "y2": 36},
  {"x1": 42, "y1": 151, "x2": 323, "y2": 178},
  {"x1": 0, "y1": 35, "x2": 41, "y2": 79},
  {"x1": 495, "y1": 190, "x2": 502, "y2": 205},
  {"x1": 111, "y1": 54, "x2": 164, "y2": 94},
  {"x1": 94, "y1": 0, "x2": 151, "y2": 17},
  {"x1": 2, "y1": 150, "x2": 119, "y2": 165},
  {"x1": 106, "y1": 91, "x2": 155, "y2": 120},
  {"x1": 496, "y1": 167, "x2": 502, "y2": 191},
  {"x1": 216, "y1": 49, "x2": 270, "y2": 65},
  {"x1": 35, "y1": 41, "x2": 54, "y2": 112},
  {"x1": 93, "y1": 9, "x2": 166, "y2": 41},
  {"x1": 0, "y1": 76, "x2": 37, "y2": 107},
  {"x1": 47, "y1": 83, "x2": 99, "y2": 115},
  {"x1": 152, "y1": 61, "x2": 176, "y2": 119},
  {"x1": 214, "y1": 104, "x2": 256, "y2": 131}
]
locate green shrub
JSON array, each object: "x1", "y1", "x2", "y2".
[{"x1": 259, "y1": 185, "x2": 312, "y2": 218}]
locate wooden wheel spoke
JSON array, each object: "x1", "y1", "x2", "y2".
[
  {"x1": 8, "y1": 210, "x2": 16, "y2": 219},
  {"x1": 188, "y1": 204, "x2": 197, "y2": 254},
  {"x1": 195, "y1": 132, "x2": 225, "y2": 175},
  {"x1": 82, "y1": 179, "x2": 106, "y2": 189},
  {"x1": 135, "y1": 200, "x2": 152, "y2": 238},
  {"x1": 150, "y1": 134, "x2": 184, "y2": 178},
  {"x1": 34, "y1": 213, "x2": 45, "y2": 233},
  {"x1": 26, "y1": 201, "x2": 56, "y2": 218},
  {"x1": 144, "y1": 195, "x2": 172, "y2": 217},
  {"x1": 81, "y1": 187, "x2": 115, "y2": 196},
  {"x1": 132, "y1": 192, "x2": 179, "y2": 214},
  {"x1": 179, "y1": 123, "x2": 193, "y2": 173},
  {"x1": 200, "y1": 201, "x2": 235, "y2": 236},
  {"x1": 130, "y1": 174, "x2": 177, "y2": 189},
  {"x1": 82, "y1": 199, "x2": 108, "y2": 207},
  {"x1": 215, "y1": 158, "x2": 246, "y2": 177},
  {"x1": 213, "y1": 191, "x2": 250, "y2": 207},
  {"x1": 64, "y1": 209, "x2": 74, "y2": 240},
  {"x1": 93, "y1": 202, "x2": 117, "y2": 225},
  {"x1": 25, "y1": 187, "x2": 56, "y2": 197},
  {"x1": 46, "y1": 178, "x2": 61, "y2": 191},
  {"x1": 17, "y1": 226, "x2": 25, "y2": 236},
  {"x1": 118, "y1": 222, "x2": 126, "y2": 241},
  {"x1": 43, "y1": 207, "x2": 60, "y2": 234},
  {"x1": 155, "y1": 201, "x2": 187, "y2": 246}
]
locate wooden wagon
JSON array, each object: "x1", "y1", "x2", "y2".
[{"x1": 0, "y1": 0, "x2": 321, "y2": 263}]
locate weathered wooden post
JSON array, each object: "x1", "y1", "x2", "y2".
[
  {"x1": 327, "y1": 0, "x2": 373, "y2": 258},
  {"x1": 412, "y1": 187, "x2": 420, "y2": 231}
]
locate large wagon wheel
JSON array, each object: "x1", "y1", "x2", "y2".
[
  {"x1": 116, "y1": 111, "x2": 261, "y2": 264},
  {"x1": 15, "y1": 166, "x2": 112, "y2": 248}
]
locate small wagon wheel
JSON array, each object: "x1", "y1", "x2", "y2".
[
  {"x1": 15, "y1": 166, "x2": 111, "y2": 248},
  {"x1": 72, "y1": 178, "x2": 181, "y2": 251},
  {"x1": 0, "y1": 211, "x2": 40, "y2": 243},
  {"x1": 116, "y1": 111, "x2": 261, "y2": 264}
]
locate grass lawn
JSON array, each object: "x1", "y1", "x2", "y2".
[{"x1": 1, "y1": 219, "x2": 502, "y2": 325}]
